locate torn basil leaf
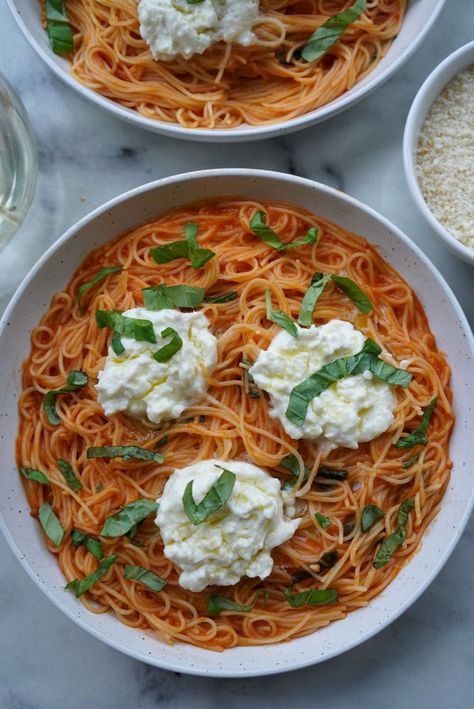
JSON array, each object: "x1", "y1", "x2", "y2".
[
  {"x1": 330, "y1": 274, "x2": 373, "y2": 314},
  {"x1": 77, "y1": 266, "x2": 122, "y2": 315},
  {"x1": 397, "y1": 498, "x2": 415, "y2": 528},
  {"x1": 208, "y1": 589, "x2": 268, "y2": 616},
  {"x1": 241, "y1": 358, "x2": 261, "y2": 399},
  {"x1": 361, "y1": 504, "x2": 384, "y2": 533},
  {"x1": 39, "y1": 503, "x2": 64, "y2": 546},
  {"x1": 20, "y1": 467, "x2": 50, "y2": 486},
  {"x1": 286, "y1": 339, "x2": 412, "y2": 427},
  {"x1": 284, "y1": 587, "x2": 338, "y2": 608},
  {"x1": 142, "y1": 284, "x2": 205, "y2": 311},
  {"x1": 66, "y1": 555, "x2": 117, "y2": 597},
  {"x1": 373, "y1": 497, "x2": 414, "y2": 569},
  {"x1": 43, "y1": 370, "x2": 88, "y2": 426},
  {"x1": 183, "y1": 466, "x2": 235, "y2": 525},
  {"x1": 280, "y1": 453, "x2": 311, "y2": 490},
  {"x1": 124, "y1": 565, "x2": 167, "y2": 592},
  {"x1": 101, "y1": 499, "x2": 158, "y2": 537},
  {"x1": 315, "y1": 512, "x2": 332, "y2": 529},
  {"x1": 394, "y1": 397, "x2": 437, "y2": 449},
  {"x1": 111, "y1": 332, "x2": 125, "y2": 356},
  {"x1": 45, "y1": 0, "x2": 73, "y2": 54},
  {"x1": 203, "y1": 291, "x2": 238, "y2": 304},
  {"x1": 153, "y1": 327, "x2": 183, "y2": 363},
  {"x1": 298, "y1": 272, "x2": 331, "y2": 326},
  {"x1": 57, "y1": 458, "x2": 83, "y2": 492},
  {"x1": 318, "y1": 550, "x2": 339, "y2": 572},
  {"x1": 249, "y1": 211, "x2": 318, "y2": 251},
  {"x1": 301, "y1": 0, "x2": 366, "y2": 63},
  {"x1": 150, "y1": 223, "x2": 215, "y2": 269},
  {"x1": 318, "y1": 468, "x2": 347, "y2": 482},
  {"x1": 71, "y1": 529, "x2": 104, "y2": 560},
  {"x1": 87, "y1": 446, "x2": 164, "y2": 464},
  {"x1": 265, "y1": 289, "x2": 298, "y2": 337},
  {"x1": 95, "y1": 310, "x2": 156, "y2": 344},
  {"x1": 403, "y1": 454, "x2": 420, "y2": 469}
]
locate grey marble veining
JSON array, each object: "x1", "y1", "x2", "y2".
[{"x1": 0, "y1": 0, "x2": 473, "y2": 706}]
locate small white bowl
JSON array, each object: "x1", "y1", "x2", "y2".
[
  {"x1": 1, "y1": 169, "x2": 474, "y2": 677},
  {"x1": 403, "y1": 41, "x2": 474, "y2": 266},
  {"x1": 7, "y1": 0, "x2": 446, "y2": 142}
]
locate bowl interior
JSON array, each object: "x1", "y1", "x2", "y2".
[
  {"x1": 1, "y1": 170, "x2": 473, "y2": 677},
  {"x1": 7, "y1": 0, "x2": 446, "y2": 141},
  {"x1": 403, "y1": 41, "x2": 474, "y2": 265}
]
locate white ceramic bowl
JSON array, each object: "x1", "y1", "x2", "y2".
[
  {"x1": 7, "y1": 0, "x2": 446, "y2": 142},
  {"x1": 1, "y1": 170, "x2": 473, "y2": 677},
  {"x1": 403, "y1": 41, "x2": 474, "y2": 266}
]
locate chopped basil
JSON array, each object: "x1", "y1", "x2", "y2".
[
  {"x1": 20, "y1": 467, "x2": 50, "y2": 486},
  {"x1": 249, "y1": 211, "x2": 318, "y2": 251},
  {"x1": 301, "y1": 0, "x2": 366, "y2": 63},
  {"x1": 403, "y1": 454, "x2": 421, "y2": 469},
  {"x1": 318, "y1": 550, "x2": 339, "y2": 572},
  {"x1": 315, "y1": 512, "x2": 332, "y2": 529},
  {"x1": 96, "y1": 310, "x2": 156, "y2": 345},
  {"x1": 394, "y1": 397, "x2": 437, "y2": 449},
  {"x1": 373, "y1": 497, "x2": 414, "y2": 569},
  {"x1": 318, "y1": 468, "x2": 347, "y2": 482},
  {"x1": 153, "y1": 327, "x2": 183, "y2": 363},
  {"x1": 101, "y1": 499, "x2": 158, "y2": 537},
  {"x1": 66, "y1": 555, "x2": 117, "y2": 597},
  {"x1": 343, "y1": 520, "x2": 356, "y2": 537},
  {"x1": 45, "y1": 0, "x2": 73, "y2": 54},
  {"x1": 286, "y1": 339, "x2": 412, "y2": 428},
  {"x1": 280, "y1": 453, "x2": 311, "y2": 490},
  {"x1": 361, "y1": 504, "x2": 384, "y2": 533},
  {"x1": 203, "y1": 291, "x2": 238, "y2": 304},
  {"x1": 291, "y1": 569, "x2": 313, "y2": 583},
  {"x1": 111, "y1": 332, "x2": 125, "y2": 356},
  {"x1": 77, "y1": 266, "x2": 122, "y2": 315},
  {"x1": 265, "y1": 289, "x2": 298, "y2": 337},
  {"x1": 208, "y1": 589, "x2": 268, "y2": 616},
  {"x1": 298, "y1": 273, "x2": 331, "y2": 326},
  {"x1": 330, "y1": 275, "x2": 373, "y2": 314},
  {"x1": 241, "y1": 358, "x2": 261, "y2": 399},
  {"x1": 39, "y1": 503, "x2": 64, "y2": 546},
  {"x1": 124, "y1": 565, "x2": 167, "y2": 592},
  {"x1": 71, "y1": 529, "x2": 104, "y2": 559},
  {"x1": 142, "y1": 284, "x2": 205, "y2": 311},
  {"x1": 57, "y1": 458, "x2": 83, "y2": 492},
  {"x1": 284, "y1": 587, "x2": 338, "y2": 608},
  {"x1": 182, "y1": 466, "x2": 235, "y2": 525},
  {"x1": 87, "y1": 446, "x2": 164, "y2": 464},
  {"x1": 43, "y1": 370, "x2": 88, "y2": 425},
  {"x1": 154, "y1": 435, "x2": 168, "y2": 449},
  {"x1": 150, "y1": 223, "x2": 215, "y2": 270}
]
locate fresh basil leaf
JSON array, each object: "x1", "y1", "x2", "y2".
[
  {"x1": 57, "y1": 458, "x2": 82, "y2": 492},
  {"x1": 298, "y1": 273, "x2": 331, "y2": 326},
  {"x1": 249, "y1": 211, "x2": 318, "y2": 251},
  {"x1": 330, "y1": 275, "x2": 373, "y2": 314},
  {"x1": 72, "y1": 529, "x2": 104, "y2": 559},
  {"x1": 241, "y1": 358, "x2": 261, "y2": 399},
  {"x1": 318, "y1": 550, "x2": 339, "y2": 572},
  {"x1": 43, "y1": 370, "x2": 88, "y2": 425},
  {"x1": 77, "y1": 266, "x2": 122, "y2": 315},
  {"x1": 397, "y1": 498, "x2": 415, "y2": 529},
  {"x1": 66, "y1": 555, "x2": 117, "y2": 597},
  {"x1": 203, "y1": 291, "x2": 238, "y2": 304},
  {"x1": 39, "y1": 503, "x2": 64, "y2": 546},
  {"x1": 286, "y1": 339, "x2": 412, "y2": 427},
  {"x1": 150, "y1": 223, "x2": 215, "y2": 270},
  {"x1": 111, "y1": 332, "x2": 125, "y2": 356},
  {"x1": 101, "y1": 499, "x2": 158, "y2": 537},
  {"x1": 153, "y1": 327, "x2": 183, "y2": 363},
  {"x1": 87, "y1": 446, "x2": 164, "y2": 464},
  {"x1": 142, "y1": 284, "x2": 205, "y2": 311},
  {"x1": 280, "y1": 454, "x2": 311, "y2": 491},
  {"x1": 45, "y1": 0, "x2": 73, "y2": 54},
  {"x1": 361, "y1": 504, "x2": 384, "y2": 532},
  {"x1": 403, "y1": 454, "x2": 420, "y2": 469},
  {"x1": 284, "y1": 587, "x2": 338, "y2": 608},
  {"x1": 182, "y1": 467, "x2": 236, "y2": 525},
  {"x1": 208, "y1": 589, "x2": 268, "y2": 616},
  {"x1": 265, "y1": 289, "x2": 298, "y2": 337},
  {"x1": 394, "y1": 397, "x2": 437, "y2": 449},
  {"x1": 124, "y1": 565, "x2": 167, "y2": 592},
  {"x1": 373, "y1": 528, "x2": 405, "y2": 569},
  {"x1": 315, "y1": 512, "x2": 332, "y2": 529},
  {"x1": 318, "y1": 468, "x2": 347, "y2": 482},
  {"x1": 95, "y1": 310, "x2": 156, "y2": 344},
  {"x1": 301, "y1": 0, "x2": 366, "y2": 63},
  {"x1": 20, "y1": 467, "x2": 50, "y2": 486},
  {"x1": 154, "y1": 435, "x2": 168, "y2": 449}
]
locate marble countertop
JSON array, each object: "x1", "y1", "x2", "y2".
[{"x1": 0, "y1": 1, "x2": 473, "y2": 707}]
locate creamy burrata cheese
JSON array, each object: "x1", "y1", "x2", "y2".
[
  {"x1": 249, "y1": 319, "x2": 396, "y2": 450},
  {"x1": 138, "y1": 0, "x2": 260, "y2": 61},
  {"x1": 96, "y1": 307, "x2": 217, "y2": 425},
  {"x1": 155, "y1": 459, "x2": 299, "y2": 592}
]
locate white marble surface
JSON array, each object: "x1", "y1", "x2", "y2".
[{"x1": 0, "y1": 1, "x2": 473, "y2": 707}]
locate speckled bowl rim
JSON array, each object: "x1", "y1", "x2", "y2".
[
  {"x1": 6, "y1": 0, "x2": 446, "y2": 142},
  {"x1": 403, "y1": 40, "x2": 474, "y2": 266},
  {"x1": 0, "y1": 169, "x2": 473, "y2": 677}
]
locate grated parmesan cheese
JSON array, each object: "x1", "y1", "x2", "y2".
[{"x1": 416, "y1": 67, "x2": 474, "y2": 250}]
